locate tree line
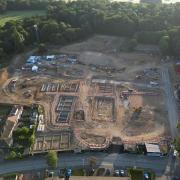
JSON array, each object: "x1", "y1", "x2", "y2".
[
  {"x1": 0, "y1": 0, "x2": 50, "y2": 13},
  {"x1": 1, "y1": 0, "x2": 180, "y2": 66}
]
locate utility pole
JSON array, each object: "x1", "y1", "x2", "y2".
[{"x1": 34, "y1": 24, "x2": 40, "y2": 43}]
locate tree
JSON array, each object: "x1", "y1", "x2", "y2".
[
  {"x1": 6, "y1": 0, "x2": 49, "y2": 11},
  {"x1": 0, "y1": 48, "x2": 4, "y2": 59},
  {"x1": 174, "y1": 136, "x2": 180, "y2": 153},
  {"x1": 38, "y1": 105, "x2": 44, "y2": 114},
  {"x1": 38, "y1": 43, "x2": 47, "y2": 54},
  {"x1": 103, "y1": 15, "x2": 136, "y2": 37},
  {"x1": 0, "y1": 0, "x2": 7, "y2": 14},
  {"x1": 159, "y1": 36, "x2": 169, "y2": 55},
  {"x1": 137, "y1": 31, "x2": 167, "y2": 44},
  {"x1": 177, "y1": 122, "x2": 180, "y2": 131},
  {"x1": 6, "y1": 151, "x2": 17, "y2": 160},
  {"x1": 2, "y1": 0, "x2": 180, "y2": 62},
  {"x1": 13, "y1": 127, "x2": 30, "y2": 146},
  {"x1": 63, "y1": 28, "x2": 81, "y2": 42},
  {"x1": 29, "y1": 135, "x2": 35, "y2": 147},
  {"x1": 168, "y1": 28, "x2": 180, "y2": 56},
  {"x1": 40, "y1": 20, "x2": 60, "y2": 43},
  {"x1": 2, "y1": 25, "x2": 26, "y2": 53},
  {"x1": 173, "y1": 38, "x2": 180, "y2": 57},
  {"x1": 47, "y1": 150, "x2": 58, "y2": 169}
]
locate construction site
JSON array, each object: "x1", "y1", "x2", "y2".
[
  {"x1": 0, "y1": 35, "x2": 170, "y2": 153},
  {"x1": 33, "y1": 132, "x2": 71, "y2": 153}
]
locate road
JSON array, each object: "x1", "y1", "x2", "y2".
[
  {"x1": 161, "y1": 67, "x2": 179, "y2": 138},
  {"x1": 161, "y1": 67, "x2": 180, "y2": 180},
  {"x1": 0, "y1": 153, "x2": 168, "y2": 176}
]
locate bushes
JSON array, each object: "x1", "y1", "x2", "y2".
[
  {"x1": 5, "y1": 149, "x2": 23, "y2": 160},
  {"x1": 174, "y1": 136, "x2": 180, "y2": 153},
  {"x1": 5, "y1": 151, "x2": 16, "y2": 160}
]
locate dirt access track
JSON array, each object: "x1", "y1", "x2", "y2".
[{"x1": 0, "y1": 35, "x2": 169, "y2": 151}]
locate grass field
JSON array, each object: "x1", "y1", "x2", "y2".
[{"x1": 0, "y1": 10, "x2": 45, "y2": 27}]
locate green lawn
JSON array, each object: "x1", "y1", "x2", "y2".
[{"x1": 0, "y1": 10, "x2": 45, "y2": 27}]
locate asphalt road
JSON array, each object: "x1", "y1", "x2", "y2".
[
  {"x1": 161, "y1": 67, "x2": 179, "y2": 138},
  {"x1": 161, "y1": 67, "x2": 180, "y2": 179},
  {"x1": 0, "y1": 153, "x2": 168, "y2": 176}
]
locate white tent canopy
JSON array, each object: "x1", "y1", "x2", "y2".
[{"x1": 32, "y1": 65, "x2": 38, "y2": 72}]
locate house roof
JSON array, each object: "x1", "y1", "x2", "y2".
[{"x1": 145, "y1": 143, "x2": 161, "y2": 153}]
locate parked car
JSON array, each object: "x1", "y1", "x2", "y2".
[
  {"x1": 150, "y1": 81, "x2": 159, "y2": 87},
  {"x1": 114, "y1": 169, "x2": 125, "y2": 177}
]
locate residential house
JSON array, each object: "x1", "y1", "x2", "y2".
[{"x1": 0, "y1": 106, "x2": 23, "y2": 147}]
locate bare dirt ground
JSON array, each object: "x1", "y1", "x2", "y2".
[
  {"x1": 60, "y1": 35, "x2": 161, "y2": 81},
  {"x1": 0, "y1": 35, "x2": 169, "y2": 150},
  {"x1": 72, "y1": 82, "x2": 168, "y2": 146}
]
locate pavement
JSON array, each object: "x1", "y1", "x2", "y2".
[
  {"x1": 45, "y1": 177, "x2": 129, "y2": 180},
  {"x1": 0, "y1": 153, "x2": 168, "y2": 176}
]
